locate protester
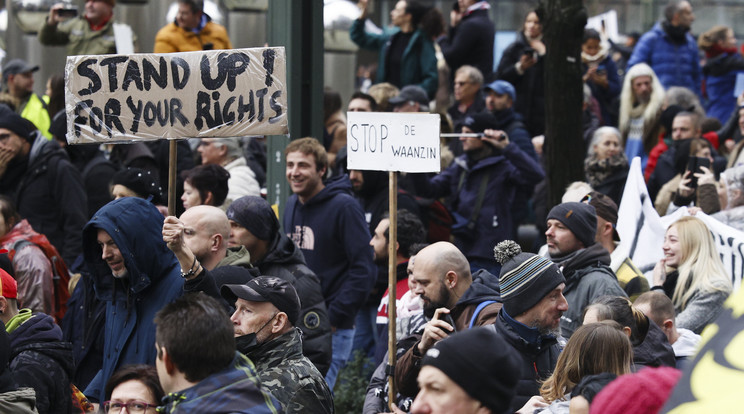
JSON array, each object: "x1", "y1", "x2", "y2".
[
  {"x1": 0, "y1": 321, "x2": 38, "y2": 414},
  {"x1": 698, "y1": 25, "x2": 744, "y2": 124},
  {"x1": 538, "y1": 322, "x2": 632, "y2": 413},
  {"x1": 628, "y1": 0, "x2": 700, "y2": 95},
  {"x1": 496, "y1": 10, "x2": 546, "y2": 137},
  {"x1": 0, "y1": 107, "x2": 87, "y2": 266},
  {"x1": 1, "y1": 59, "x2": 50, "y2": 139},
  {"x1": 410, "y1": 327, "x2": 520, "y2": 414},
  {"x1": 707, "y1": 164, "x2": 744, "y2": 231},
  {"x1": 350, "y1": 0, "x2": 438, "y2": 98},
  {"x1": 197, "y1": 138, "x2": 260, "y2": 203},
  {"x1": 154, "y1": 293, "x2": 280, "y2": 413},
  {"x1": 584, "y1": 127, "x2": 629, "y2": 205},
  {"x1": 39, "y1": 0, "x2": 135, "y2": 55},
  {"x1": 652, "y1": 216, "x2": 732, "y2": 333},
  {"x1": 545, "y1": 202, "x2": 626, "y2": 337},
  {"x1": 447, "y1": 65, "x2": 485, "y2": 132},
  {"x1": 394, "y1": 242, "x2": 501, "y2": 399},
  {"x1": 634, "y1": 291, "x2": 701, "y2": 369},
  {"x1": 81, "y1": 197, "x2": 183, "y2": 403},
  {"x1": 110, "y1": 168, "x2": 164, "y2": 204},
  {"x1": 221, "y1": 277, "x2": 334, "y2": 413},
  {"x1": 618, "y1": 63, "x2": 665, "y2": 162},
  {"x1": 0, "y1": 196, "x2": 55, "y2": 315},
  {"x1": 154, "y1": 0, "x2": 232, "y2": 53},
  {"x1": 583, "y1": 296, "x2": 676, "y2": 369},
  {"x1": 103, "y1": 365, "x2": 163, "y2": 414},
  {"x1": 0, "y1": 269, "x2": 72, "y2": 414},
  {"x1": 582, "y1": 29, "x2": 621, "y2": 126},
  {"x1": 180, "y1": 164, "x2": 230, "y2": 210},
  {"x1": 437, "y1": 0, "x2": 494, "y2": 80}
]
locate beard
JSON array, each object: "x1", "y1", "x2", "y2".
[
  {"x1": 422, "y1": 283, "x2": 452, "y2": 319},
  {"x1": 531, "y1": 314, "x2": 563, "y2": 337}
]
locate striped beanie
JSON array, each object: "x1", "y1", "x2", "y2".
[{"x1": 494, "y1": 240, "x2": 565, "y2": 317}]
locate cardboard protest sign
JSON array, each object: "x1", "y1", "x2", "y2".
[
  {"x1": 346, "y1": 112, "x2": 440, "y2": 173},
  {"x1": 65, "y1": 47, "x2": 288, "y2": 144}
]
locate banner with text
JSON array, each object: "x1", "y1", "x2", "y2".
[
  {"x1": 64, "y1": 47, "x2": 288, "y2": 144},
  {"x1": 617, "y1": 157, "x2": 744, "y2": 290},
  {"x1": 346, "y1": 112, "x2": 440, "y2": 173}
]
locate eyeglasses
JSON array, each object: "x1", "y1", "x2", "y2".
[{"x1": 103, "y1": 400, "x2": 158, "y2": 413}]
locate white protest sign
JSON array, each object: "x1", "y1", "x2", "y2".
[
  {"x1": 346, "y1": 112, "x2": 440, "y2": 173},
  {"x1": 65, "y1": 47, "x2": 288, "y2": 144},
  {"x1": 617, "y1": 157, "x2": 744, "y2": 290}
]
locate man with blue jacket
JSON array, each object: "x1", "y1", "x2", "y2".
[
  {"x1": 412, "y1": 112, "x2": 544, "y2": 275},
  {"x1": 627, "y1": 0, "x2": 700, "y2": 96},
  {"x1": 81, "y1": 197, "x2": 183, "y2": 404},
  {"x1": 283, "y1": 137, "x2": 376, "y2": 389}
]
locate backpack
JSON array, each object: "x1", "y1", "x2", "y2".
[
  {"x1": 8, "y1": 236, "x2": 71, "y2": 322},
  {"x1": 400, "y1": 189, "x2": 453, "y2": 243}
]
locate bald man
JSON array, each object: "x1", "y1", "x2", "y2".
[
  {"x1": 394, "y1": 241, "x2": 501, "y2": 398},
  {"x1": 177, "y1": 205, "x2": 230, "y2": 271}
]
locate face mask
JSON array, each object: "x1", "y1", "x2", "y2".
[{"x1": 234, "y1": 312, "x2": 278, "y2": 350}]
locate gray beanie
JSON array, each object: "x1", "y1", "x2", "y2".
[
  {"x1": 494, "y1": 240, "x2": 565, "y2": 317},
  {"x1": 225, "y1": 196, "x2": 278, "y2": 241},
  {"x1": 547, "y1": 202, "x2": 598, "y2": 249}
]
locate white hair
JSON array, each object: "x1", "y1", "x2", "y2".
[{"x1": 618, "y1": 63, "x2": 665, "y2": 137}]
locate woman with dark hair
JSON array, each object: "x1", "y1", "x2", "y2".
[
  {"x1": 180, "y1": 164, "x2": 230, "y2": 210},
  {"x1": 582, "y1": 28, "x2": 621, "y2": 126},
  {"x1": 350, "y1": 0, "x2": 439, "y2": 98},
  {"x1": 44, "y1": 74, "x2": 65, "y2": 120},
  {"x1": 699, "y1": 25, "x2": 744, "y2": 124},
  {"x1": 496, "y1": 10, "x2": 546, "y2": 137},
  {"x1": 583, "y1": 296, "x2": 676, "y2": 369},
  {"x1": 103, "y1": 364, "x2": 163, "y2": 414}
]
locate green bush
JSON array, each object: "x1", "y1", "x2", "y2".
[{"x1": 333, "y1": 350, "x2": 375, "y2": 414}]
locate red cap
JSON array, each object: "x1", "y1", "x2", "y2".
[{"x1": 0, "y1": 269, "x2": 17, "y2": 299}]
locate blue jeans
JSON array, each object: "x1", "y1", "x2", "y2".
[
  {"x1": 325, "y1": 328, "x2": 355, "y2": 390},
  {"x1": 352, "y1": 304, "x2": 377, "y2": 359}
]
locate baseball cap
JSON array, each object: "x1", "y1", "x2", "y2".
[
  {"x1": 583, "y1": 191, "x2": 620, "y2": 242},
  {"x1": 483, "y1": 80, "x2": 516, "y2": 102},
  {"x1": 221, "y1": 276, "x2": 300, "y2": 325},
  {"x1": 388, "y1": 85, "x2": 429, "y2": 111},
  {"x1": 2, "y1": 59, "x2": 39, "y2": 82}
]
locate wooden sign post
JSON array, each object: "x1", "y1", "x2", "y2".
[
  {"x1": 347, "y1": 111, "x2": 440, "y2": 408},
  {"x1": 64, "y1": 47, "x2": 289, "y2": 214}
]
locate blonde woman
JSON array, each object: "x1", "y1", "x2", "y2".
[
  {"x1": 537, "y1": 322, "x2": 632, "y2": 414},
  {"x1": 653, "y1": 216, "x2": 732, "y2": 333}
]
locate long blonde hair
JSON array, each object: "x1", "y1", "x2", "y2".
[
  {"x1": 618, "y1": 63, "x2": 665, "y2": 139},
  {"x1": 540, "y1": 321, "x2": 632, "y2": 403},
  {"x1": 668, "y1": 216, "x2": 732, "y2": 310}
]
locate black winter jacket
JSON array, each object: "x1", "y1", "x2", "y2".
[
  {"x1": 494, "y1": 312, "x2": 561, "y2": 412},
  {"x1": 9, "y1": 311, "x2": 73, "y2": 414},
  {"x1": 438, "y1": 8, "x2": 495, "y2": 80}
]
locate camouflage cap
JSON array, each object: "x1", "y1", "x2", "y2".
[{"x1": 221, "y1": 276, "x2": 300, "y2": 325}]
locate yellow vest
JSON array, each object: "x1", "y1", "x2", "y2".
[{"x1": 21, "y1": 94, "x2": 52, "y2": 140}]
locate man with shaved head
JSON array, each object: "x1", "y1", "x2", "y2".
[
  {"x1": 178, "y1": 205, "x2": 230, "y2": 271},
  {"x1": 394, "y1": 241, "x2": 501, "y2": 398}
]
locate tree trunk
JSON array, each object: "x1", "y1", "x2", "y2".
[{"x1": 538, "y1": 0, "x2": 588, "y2": 209}]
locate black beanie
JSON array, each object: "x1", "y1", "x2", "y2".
[
  {"x1": 111, "y1": 168, "x2": 164, "y2": 204},
  {"x1": 422, "y1": 327, "x2": 520, "y2": 413},
  {"x1": 226, "y1": 196, "x2": 279, "y2": 242},
  {"x1": 0, "y1": 105, "x2": 32, "y2": 142},
  {"x1": 547, "y1": 202, "x2": 597, "y2": 249},
  {"x1": 494, "y1": 240, "x2": 565, "y2": 317}
]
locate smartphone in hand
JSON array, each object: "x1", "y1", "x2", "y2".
[{"x1": 439, "y1": 312, "x2": 456, "y2": 334}]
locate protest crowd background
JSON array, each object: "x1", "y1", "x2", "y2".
[{"x1": 0, "y1": 0, "x2": 742, "y2": 413}]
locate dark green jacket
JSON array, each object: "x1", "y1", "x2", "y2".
[{"x1": 350, "y1": 19, "x2": 438, "y2": 98}]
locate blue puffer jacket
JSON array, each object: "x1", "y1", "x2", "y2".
[
  {"x1": 81, "y1": 197, "x2": 183, "y2": 403},
  {"x1": 412, "y1": 144, "x2": 544, "y2": 262},
  {"x1": 350, "y1": 19, "x2": 438, "y2": 98},
  {"x1": 702, "y1": 52, "x2": 744, "y2": 123},
  {"x1": 627, "y1": 23, "x2": 700, "y2": 96}
]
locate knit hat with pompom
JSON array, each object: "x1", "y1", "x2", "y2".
[{"x1": 494, "y1": 240, "x2": 565, "y2": 317}]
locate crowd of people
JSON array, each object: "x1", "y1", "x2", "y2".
[{"x1": 0, "y1": 0, "x2": 740, "y2": 413}]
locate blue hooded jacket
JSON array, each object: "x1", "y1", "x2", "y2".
[
  {"x1": 283, "y1": 174, "x2": 376, "y2": 329},
  {"x1": 81, "y1": 197, "x2": 183, "y2": 403}
]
